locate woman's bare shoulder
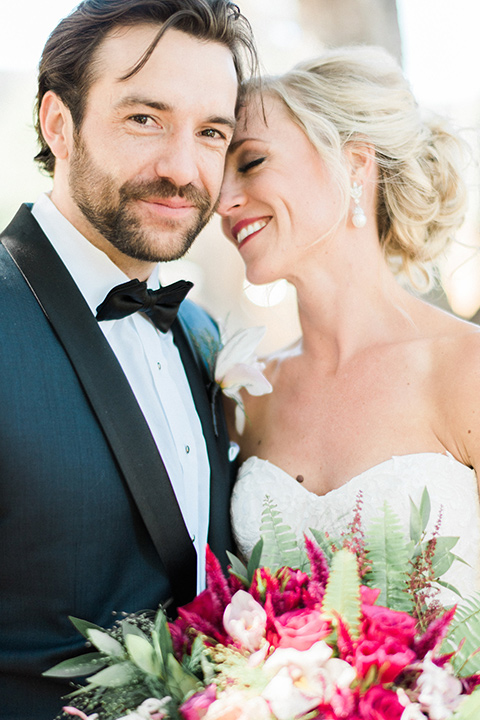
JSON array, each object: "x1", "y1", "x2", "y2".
[{"x1": 431, "y1": 316, "x2": 480, "y2": 468}]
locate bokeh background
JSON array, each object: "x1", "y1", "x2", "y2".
[{"x1": 1, "y1": 0, "x2": 479, "y2": 351}]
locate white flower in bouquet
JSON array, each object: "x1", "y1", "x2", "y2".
[
  {"x1": 203, "y1": 689, "x2": 271, "y2": 720},
  {"x1": 223, "y1": 589, "x2": 267, "y2": 652},
  {"x1": 214, "y1": 325, "x2": 272, "y2": 433},
  {"x1": 416, "y1": 653, "x2": 463, "y2": 719},
  {"x1": 261, "y1": 640, "x2": 356, "y2": 720}
]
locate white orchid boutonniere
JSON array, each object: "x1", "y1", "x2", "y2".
[{"x1": 214, "y1": 325, "x2": 273, "y2": 434}]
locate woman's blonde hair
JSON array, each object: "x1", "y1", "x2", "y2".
[{"x1": 249, "y1": 46, "x2": 468, "y2": 288}]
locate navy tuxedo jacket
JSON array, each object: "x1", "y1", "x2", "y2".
[{"x1": 0, "y1": 205, "x2": 234, "y2": 719}]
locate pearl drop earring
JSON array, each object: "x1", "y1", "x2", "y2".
[{"x1": 350, "y1": 181, "x2": 367, "y2": 228}]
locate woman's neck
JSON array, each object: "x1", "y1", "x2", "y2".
[{"x1": 290, "y1": 241, "x2": 420, "y2": 369}]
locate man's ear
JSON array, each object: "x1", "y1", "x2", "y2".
[{"x1": 39, "y1": 91, "x2": 74, "y2": 161}]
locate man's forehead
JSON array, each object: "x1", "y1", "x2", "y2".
[{"x1": 93, "y1": 23, "x2": 237, "y2": 85}]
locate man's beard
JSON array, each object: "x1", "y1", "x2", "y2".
[{"x1": 69, "y1": 135, "x2": 216, "y2": 263}]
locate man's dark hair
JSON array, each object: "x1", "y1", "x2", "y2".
[{"x1": 34, "y1": 0, "x2": 257, "y2": 175}]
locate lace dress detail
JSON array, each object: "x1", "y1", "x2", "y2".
[{"x1": 231, "y1": 453, "x2": 480, "y2": 605}]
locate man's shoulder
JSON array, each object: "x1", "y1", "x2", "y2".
[
  {"x1": 1, "y1": 203, "x2": 35, "y2": 239},
  {"x1": 178, "y1": 299, "x2": 221, "y2": 375},
  {"x1": 179, "y1": 298, "x2": 219, "y2": 339}
]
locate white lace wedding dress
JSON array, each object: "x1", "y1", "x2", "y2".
[{"x1": 231, "y1": 453, "x2": 480, "y2": 606}]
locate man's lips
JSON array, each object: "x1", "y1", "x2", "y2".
[
  {"x1": 231, "y1": 217, "x2": 271, "y2": 245},
  {"x1": 137, "y1": 197, "x2": 196, "y2": 217}
]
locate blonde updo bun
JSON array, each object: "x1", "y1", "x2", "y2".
[{"x1": 249, "y1": 46, "x2": 468, "y2": 288}]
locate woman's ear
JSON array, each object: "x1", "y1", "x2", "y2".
[
  {"x1": 39, "y1": 91, "x2": 74, "y2": 162},
  {"x1": 345, "y1": 140, "x2": 376, "y2": 184}
]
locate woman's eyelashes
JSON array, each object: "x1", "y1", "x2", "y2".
[{"x1": 238, "y1": 156, "x2": 266, "y2": 174}]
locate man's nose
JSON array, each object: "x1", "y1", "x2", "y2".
[{"x1": 153, "y1": 133, "x2": 201, "y2": 188}]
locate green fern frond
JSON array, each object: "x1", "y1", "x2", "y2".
[
  {"x1": 363, "y1": 502, "x2": 413, "y2": 612},
  {"x1": 442, "y1": 594, "x2": 480, "y2": 676},
  {"x1": 322, "y1": 548, "x2": 361, "y2": 637},
  {"x1": 259, "y1": 496, "x2": 307, "y2": 572}
]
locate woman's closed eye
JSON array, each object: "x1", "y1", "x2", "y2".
[{"x1": 239, "y1": 156, "x2": 266, "y2": 174}]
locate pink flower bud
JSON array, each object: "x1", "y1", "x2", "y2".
[{"x1": 223, "y1": 590, "x2": 267, "y2": 652}]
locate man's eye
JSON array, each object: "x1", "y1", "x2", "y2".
[
  {"x1": 130, "y1": 115, "x2": 152, "y2": 125},
  {"x1": 239, "y1": 157, "x2": 266, "y2": 173},
  {"x1": 201, "y1": 128, "x2": 225, "y2": 139}
]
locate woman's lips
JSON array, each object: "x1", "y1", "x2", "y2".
[{"x1": 231, "y1": 217, "x2": 271, "y2": 246}]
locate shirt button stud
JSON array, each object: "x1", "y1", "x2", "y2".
[
  {"x1": 157, "y1": 362, "x2": 162, "y2": 370},
  {"x1": 185, "y1": 445, "x2": 190, "y2": 454}
]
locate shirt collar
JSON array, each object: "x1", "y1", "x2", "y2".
[{"x1": 31, "y1": 193, "x2": 161, "y2": 316}]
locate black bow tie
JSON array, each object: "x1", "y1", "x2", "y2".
[{"x1": 96, "y1": 278, "x2": 193, "y2": 332}]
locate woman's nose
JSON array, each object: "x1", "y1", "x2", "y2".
[{"x1": 217, "y1": 174, "x2": 245, "y2": 217}]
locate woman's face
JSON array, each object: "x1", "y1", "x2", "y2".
[{"x1": 218, "y1": 94, "x2": 343, "y2": 285}]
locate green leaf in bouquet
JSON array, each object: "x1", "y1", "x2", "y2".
[
  {"x1": 152, "y1": 608, "x2": 173, "y2": 680},
  {"x1": 259, "y1": 496, "x2": 307, "y2": 572},
  {"x1": 409, "y1": 488, "x2": 431, "y2": 545},
  {"x1": 442, "y1": 593, "x2": 480, "y2": 676},
  {"x1": 321, "y1": 548, "x2": 361, "y2": 637},
  {"x1": 452, "y1": 686, "x2": 480, "y2": 718},
  {"x1": 166, "y1": 653, "x2": 201, "y2": 701},
  {"x1": 87, "y1": 628, "x2": 126, "y2": 659},
  {"x1": 227, "y1": 551, "x2": 249, "y2": 585},
  {"x1": 85, "y1": 660, "x2": 138, "y2": 688},
  {"x1": 124, "y1": 633, "x2": 159, "y2": 676},
  {"x1": 437, "y1": 578, "x2": 462, "y2": 597},
  {"x1": 248, "y1": 537, "x2": 264, "y2": 583},
  {"x1": 121, "y1": 619, "x2": 151, "y2": 642},
  {"x1": 42, "y1": 652, "x2": 107, "y2": 678},
  {"x1": 364, "y1": 502, "x2": 413, "y2": 612},
  {"x1": 183, "y1": 635, "x2": 210, "y2": 677},
  {"x1": 430, "y1": 537, "x2": 462, "y2": 578},
  {"x1": 69, "y1": 616, "x2": 110, "y2": 640}
]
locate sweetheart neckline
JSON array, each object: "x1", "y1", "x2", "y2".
[{"x1": 240, "y1": 452, "x2": 476, "y2": 501}]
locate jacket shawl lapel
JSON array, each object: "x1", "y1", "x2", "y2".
[
  {"x1": 172, "y1": 313, "x2": 234, "y2": 568},
  {"x1": 0, "y1": 204, "x2": 197, "y2": 608}
]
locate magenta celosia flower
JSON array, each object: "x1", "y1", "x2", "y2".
[
  {"x1": 413, "y1": 606, "x2": 456, "y2": 659},
  {"x1": 273, "y1": 607, "x2": 331, "y2": 651},
  {"x1": 205, "y1": 545, "x2": 232, "y2": 609}
]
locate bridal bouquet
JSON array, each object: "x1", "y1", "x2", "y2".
[{"x1": 48, "y1": 491, "x2": 480, "y2": 720}]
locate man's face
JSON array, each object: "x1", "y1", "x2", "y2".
[{"x1": 65, "y1": 25, "x2": 238, "y2": 266}]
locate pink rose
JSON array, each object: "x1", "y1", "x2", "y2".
[
  {"x1": 355, "y1": 637, "x2": 416, "y2": 683},
  {"x1": 273, "y1": 608, "x2": 331, "y2": 651},
  {"x1": 362, "y1": 604, "x2": 417, "y2": 646},
  {"x1": 358, "y1": 686, "x2": 404, "y2": 720},
  {"x1": 180, "y1": 685, "x2": 217, "y2": 720}
]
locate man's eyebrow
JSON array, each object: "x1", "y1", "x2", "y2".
[
  {"x1": 207, "y1": 115, "x2": 236, "y2": 132},
  {"x1": 114, "y1": 97, "x2": 236, "y2": 131},
  {"x1": 114, "y1": 97, "x2": 171, "y2": 112},
  {"x1": 228, "y1": 137, "x2": 257, "y2": 153}
]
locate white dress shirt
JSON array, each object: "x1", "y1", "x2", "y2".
[{"x1": 32, "y1": 193, "x2": 210, "y2": 593}]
